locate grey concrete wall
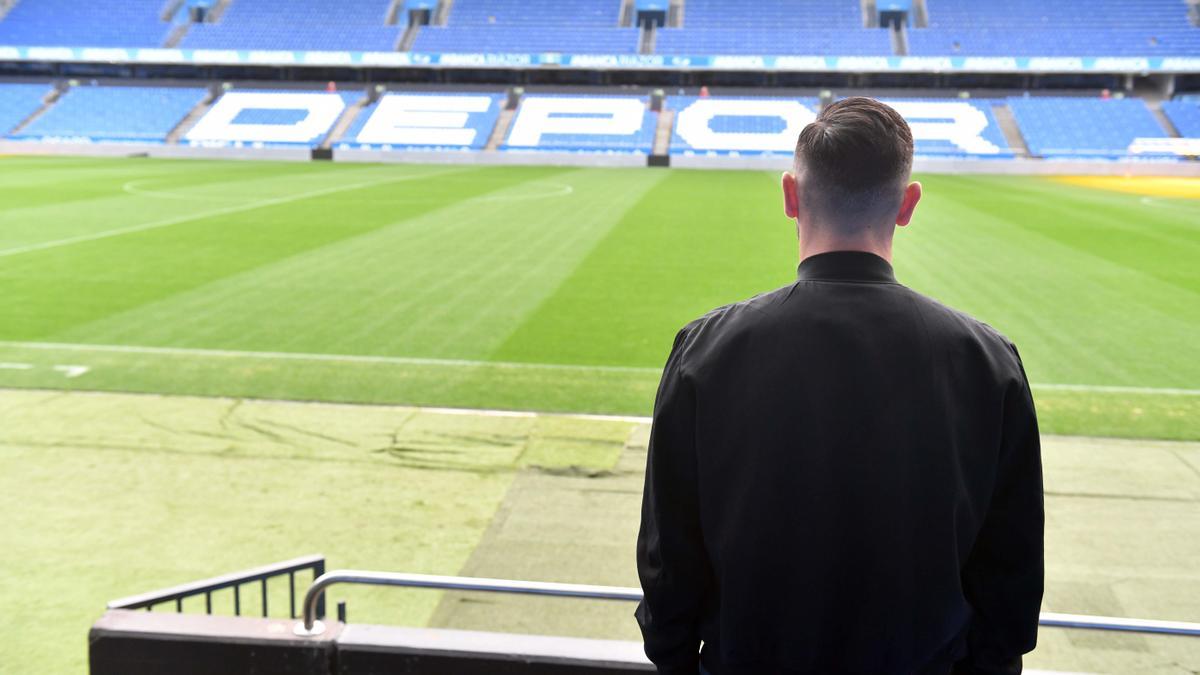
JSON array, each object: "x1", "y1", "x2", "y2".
[
  {"x1": 334, "y1": 148, "x2": 649, "y2": 168},
  {"x1": 88, "y1": 610, "x2": 654, "y2": 675},
  {"x1": 672, "y1": 154, "x2": 1200, "y2": 176},
  {"x1": 2, "y1": 140, "x2": 1198, "y2": 176}
]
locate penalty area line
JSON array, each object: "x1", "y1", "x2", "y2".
[{"x1": 0, "y1": 340, "x2": 1196, "y2": 397}]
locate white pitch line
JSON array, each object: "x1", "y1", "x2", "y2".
[
  {"x1": 1033, "y1": 383, "x2": 1200, "y2": 396},
  {"x1": 0, "y1": 340, "x2": 1196, "y2": 397},
  {"x1": 0, "y1": 340, "x2": 659, "y2": 375},
  {"x1": 418, "y1": 405, "x2": 652, "y2": 425},
  {"x1": 0, "y1": 168, "x2": 465, "y2": 260}
]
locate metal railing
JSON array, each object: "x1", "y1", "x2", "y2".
[
  {"x1": 292, "y1": 569, "x2": 1200, "y2": 640},
  {"x1": 108, "y1": 554, "x2": 325, "y2": 621}
]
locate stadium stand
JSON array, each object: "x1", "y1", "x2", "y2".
[
  {"x1": 502, "y1": 94, "x2": 656, "y2": 153},
  {"x1": 909, "y1": 0, "x2": 1200, "y2": 57},
  {"x1": 412, "y1": 0, "x2": 639, "y2": 55},
  {"x1": 0, "y1": 0, "x2": 168, "y2": 48},
  {"x1": 0, "y1": 82, "x2": 51, "y2": 135},
  {"x1": 184, "y1": 90, "x2": 362, "y2": 147},
  {"x1": 654, "y1": 0, "x2": 892, "y2": 57},
  {"x1": 337, "y1": 92, "x2": 504, "y2": 151},
  {"x1": 181, "y1": 0, "x2": 401, "y2": 52},
  {"x1": 9, "y1": 86, "x2": 206, "y2": 143},
  {"x1": 880, "y1": 98, "x2": 1013, "y2": 158},
  {"x1": 1007, "y1": 97, "x2": 1172, "y2": 159},
  {"x1": 668, "y1": 96, "x2": 1013, "y2": 157},
  {"x1": 1162, "y1": 100, "x2": 1200, "y2": 137},
  {"x1": 669, "y1": 96, "x2": 820, "y2": 155}
]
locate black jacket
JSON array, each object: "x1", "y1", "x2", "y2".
[{"x1": 636, "y1": 251, "x2": 1044, "y2": 675}]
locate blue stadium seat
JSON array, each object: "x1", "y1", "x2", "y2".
[
  {"x1": 909, "y1": 0, "x2": 1200, "y2": 57},
  {"x1": 877, "y1": 98, "x2": 1013, "y2": 158},
  {"x1": 1161, "y1": 100, "x2": 1200, "y2": 138},
  {"x1": 0, "y1": 82, "x2": 51, "y2": 135},
  {"x1": 182, "y1": 0, "x2": 400, "y2": 52},
  {"x1": 655, "y1": 0, "x2": 892, "y2": 57},
  {"x1": 412, "y1": 0, "x2": 639, "y2": 54},
  {"x1": 668, "y1": 96, "x2": 1012, "y2": 158},
  {"x1": 502, "y1": 94, "x2": 655, "y2": 153},
  {"x1": 184, "y1": 89, "x2": 363, "y2": 148},
  {"x1": 337, "y1": 92, "x2": 503, "y2": 151},
  {"x1": 669, "y1": 95, "x2": 819, "y2": 155},
  {"x1": 9, "y1": 85, "x2": 207, "y2": 142},
  {"x1": 1007, "y1": 97, "x2": 1172, "y2": 159},
  {"x1": 0, "y1": 0, "x2": 169, "y2": 48}
]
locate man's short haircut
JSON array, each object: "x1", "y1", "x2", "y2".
[{"x1": 793, "y1": 97, "x2": 914, "y2": 231}]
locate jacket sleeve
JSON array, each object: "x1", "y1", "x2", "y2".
[
  {"x1": 636, "y1": 327, "x2": 712, "y2": 675},
  {"x1": 955, "y1": 345, "x2": 1045, "y2": 675}
]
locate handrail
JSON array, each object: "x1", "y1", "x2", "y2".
[
  {"x1": 292, "y1": 569, "x2": 1200, "y2": 638},
  {"x1": 110, "y1": 554, "x2": 325, "y2": 619}
]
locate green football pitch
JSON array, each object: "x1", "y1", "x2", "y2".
[
  {"x1": 1, "y1": 156, "x2": 1198, "y2": 674},
  {"x1": 0, "y1": 156, "x2": 1196, "y2": 438}
]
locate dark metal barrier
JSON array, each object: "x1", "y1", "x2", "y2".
[
  {"x1": 108, "y1": 554, "x2": 325, "y2": 621},
  {"x1": 294, "y1": 569, "x2": 1200, "y2": 639}
]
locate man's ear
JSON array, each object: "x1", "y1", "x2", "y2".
[
  {"x1": 782, "y1": 171, "x2": 800, "y2": 219},
  {"x1": 896, "y1": 181, "x2": 922, "y2": 227}
]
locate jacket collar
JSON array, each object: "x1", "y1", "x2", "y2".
[{"x1": 797, "y1": 250, "x2": 897, "y2": 284}]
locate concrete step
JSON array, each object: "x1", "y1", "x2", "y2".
[
  {"x1": 163, "y1": 22, "x2": 190, "y2": 48},
  {"x1": 639, "y1": 23, "x2": 656, "y2": 55},
  {"x1": 166, "y1": 88, "x2": 219, "y2": 144},
  {"x1": 619, "y1": 0, "x2": 635, "y2": 27},
  {"x1": 485, "y1": 106, "x2": 518, "y2": 151},
  {"x1": 992, "y1": 102, "x2": 1031, "y2": 157},
  {"x1": 322, "y1": 97, "x2": 370, "y2": 149},
  {"x1": 207, "y1": 0, "x2": 233, "y2": 23},
  {"x1": 861, "y1": 0, "x2": 877, "y2": 28},
  {"x1": 891, "y1": 23, "x2": 908, "y2": 56},
  {"x1": 1147, "y1": 100, "x2": 1182, "y2": 138},
  {"x1": 913, "y1": 0, "x2": 929, "y2": 28},
  {"x1": 433, "y1": 0, "x2": 454, "y2": 26},
  {"x1": 10, "y1": 85, "x2": 66, "y2": 136},
  {"x1": 652, "y1": 108, "x2": 675, "y2": 156},
  {"x1": 668, "y1": 0, "x2": 683, "y2": 27},
  {"x1": 397, "y1": 21, "x2": 421, "y2": 51}
]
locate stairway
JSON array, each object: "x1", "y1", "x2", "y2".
[
  {"x1": 397, "y1": 20, "x2": 422, "y2": 50},
  {"x1": 433, "y1": 0, "x2": 454, "y2": 26},
  {"x1": 1148, "y1": 100, "x2": 1182, "y2": 138},
  {"x1": 207, "y1": 0, "x2": 233, "y2": 23},
  {"x1": 991, "y1": 103, "x2": 1031, "y2": 157},
  {"x1": 163, "y1": 22, "x2": 191, "y2": 47},
  {"x1": 651, "y1": 108, "x2": 675, "y2": 156},
  {"x1": 485, "y1": 107, "x2": 518, "y2": 151},
  {"x1": 668, "y1": 0, "x2": 684, "y2": 27},
  {"x1": 10, "y1": 85, "x2": 66, "y2": 136},
  {"x1": 166, "y1": 88, "x2": 219, "y2": 144},
  {"x1": 860, "y1": 0, "x2": 877, "y2": 27},
  {"x1": 890, "y1": 21, "x2": 908, "y2": 55},
  {"x1": 322, "y1": 98, "x2": 369, "y2": 148},
  {"x1": 639, "y1": 23, "x2": 656, "y2": 54},
  {"x1": 912, "y1": 0, "x2": 929, "y2": 28}
]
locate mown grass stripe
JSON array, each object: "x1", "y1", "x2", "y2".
[
  {"x1": 0, "y1": 340, "x2": 1196, "y2": 397},
  {"x1": 0, "y1": 167, "x2": 469, "y2": 259}
]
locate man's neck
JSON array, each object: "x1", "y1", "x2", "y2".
[{"x1": 798, "y1": 233, "x2": 893, "y2": 264}]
